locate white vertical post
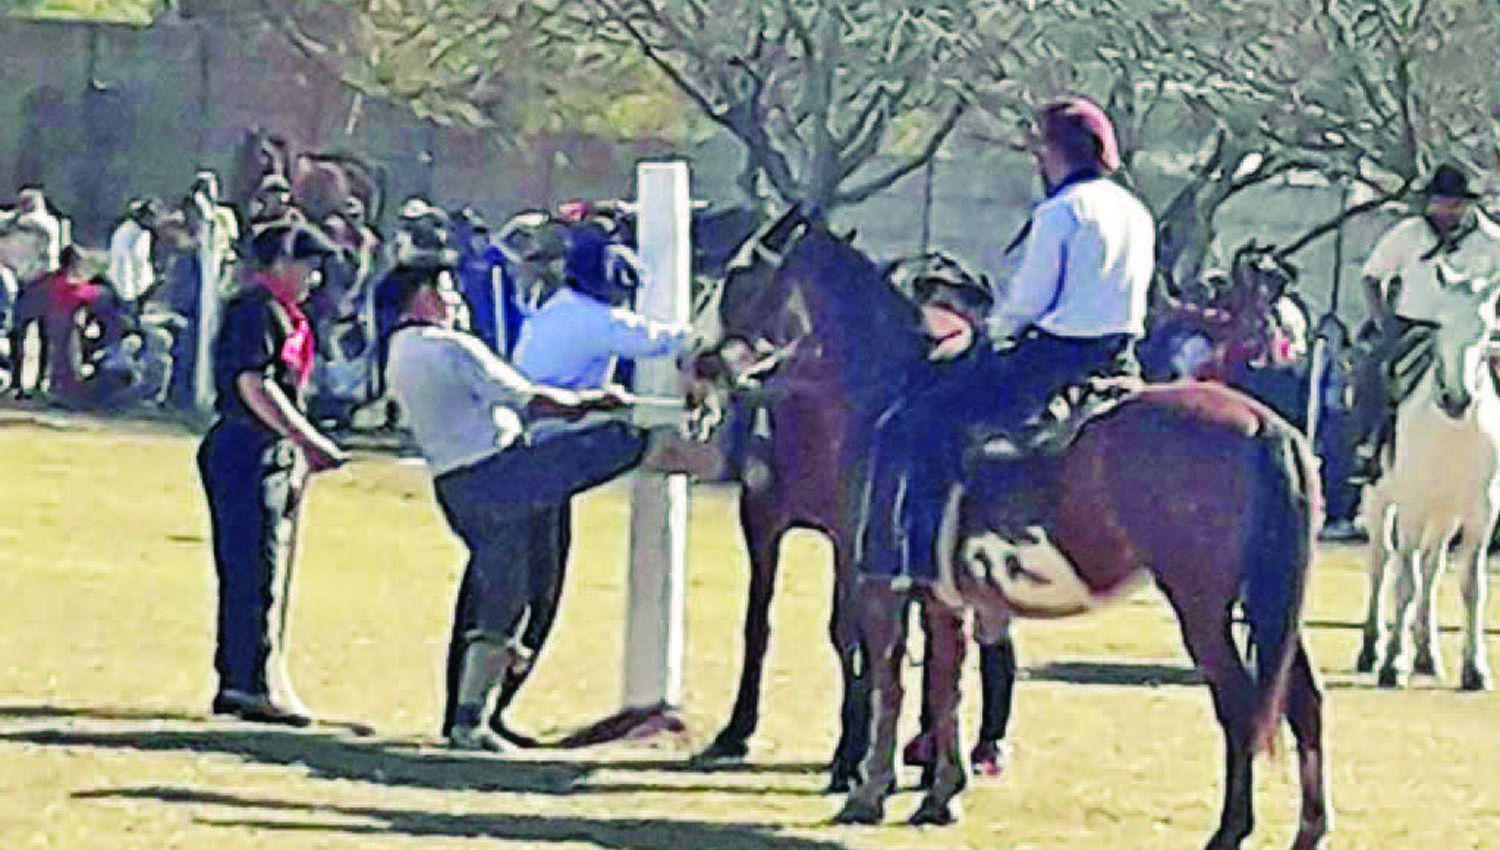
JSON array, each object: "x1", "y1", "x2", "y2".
[
  {"x1": 193, "y1": 229, "x2": 222, "y2": 412},
  {"x1": 622, "y1": 161, "x2": 690, "y2": 711}
]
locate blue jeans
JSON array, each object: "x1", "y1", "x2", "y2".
[{"x1": 861, "y1": 332, "x2": 1133, "y2": 580}]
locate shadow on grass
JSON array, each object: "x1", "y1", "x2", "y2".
[
  {"x1": 0, "y1": 705, "x2": 828, "y2": 798},
  {"x1": 0, "y1": 703, "x2": 205, "y2": 723},
  {"x1": 1306, "y1": 618, "x2": 1500, "y2": 636},
  {"x1": 75, "y1": 786, "x2": 845, "y2": 850},
  {"x1": 1024, "y1": 661, "x2": 1204, "y2": 688}
]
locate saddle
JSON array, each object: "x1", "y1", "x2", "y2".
[{"x1": 962, "y1": 374, "x2": 1143, "y2": 543}]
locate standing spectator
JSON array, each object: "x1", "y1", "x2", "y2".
[
  {"x1": 247, "y1": 175, "x2": 304, "y2": 234},
  {"x1": 13, "y1": 187, "x2": 63, "y2": 274},
  {"x1": 198, "y1": 223, "x2": 346, "y2": 726},
  {"x1": 108, "y1": 199, "x2": 157, "y2": 307},
  {"x1": 453, "y1": 208, "x2": 508, "y2": 354},
  {"x1": 1312, "y1": 317, "x2": 1366, "y2": 541}
]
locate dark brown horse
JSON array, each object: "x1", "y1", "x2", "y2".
[
  {"x1": 697, "y1": 209, "x2": 1331, "y2": 850},
  {"x1": 692, "y1": 207, "x2": 1016, "y2": 790}
]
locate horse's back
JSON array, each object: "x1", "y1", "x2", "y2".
[{"x1": 1052, "y1": 380, "x2": 1311, "y2": 582}]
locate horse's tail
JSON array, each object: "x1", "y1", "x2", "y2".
[{"x1": 1242, "y1": 422, "x2": 1321, "y2": 755}]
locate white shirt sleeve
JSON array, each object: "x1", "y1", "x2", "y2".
[
  {"x1": 1362, "y1": 219, "x2": 1419, "y2": 281},
  {"x1": 451, "y1": 332, "x2": 536, "y2": 410},
  {"x1": 989, "y1": 201, "x2": 1076, "y2": 339}
]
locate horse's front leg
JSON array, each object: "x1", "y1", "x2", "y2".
[
  {"x1": 910, "y1": 592, "x2": 968, "y2": 826},
  {"x1": 1412, "y1": 540, "x2": 1449, "y2": 678},
  {"x1": 827, "y1": 537, "x2": 870, "y2": 792},
  {"x1": 696, "y1": 500, "x2": 784, "y2": 763},
  {"x1": 1459, "y1": 524, "x2": 1494, "y2": 691},
  {"x1": 1379, "y1": 548, "x2": 1423, "y2": 688},
  {"x1": 835, "y1": 579, "x2": 909, "y2": 825},
  {"x1": 1356, "y1": 495, "x2": 1391, "y2": 673}
]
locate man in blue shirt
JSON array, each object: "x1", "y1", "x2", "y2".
[
  {"x1": 859, "y1": 96, "x2": 1155, "y2": 582},
  {"x1": 512, "y1": 220, "x2": 692, "y2": 387}
]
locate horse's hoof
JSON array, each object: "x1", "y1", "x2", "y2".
[
  {"x1": 1460, "y1": 663, "x2": 1493, "y2": 692},
  {"x1": 902, "y1": 733, "x2": 935, "y2": 768},
  {"x1": 690, "y1": 731, "x2": 744, "y2": 764},
  {"x1": 833, "y1": 799, "x2": 884, "y2": 826},
  {"x1": 1354, "y1": 644, "x2": 1378, "y2": 674},
  {"x1": 1412, "y1": 654, "x2": 1440, "y2": 678},
  {"x1": 908, "y1": 797, "x2": 960, "y2": 827},
  {"x1": 825, "y1": 763, "x2": 865, "y2": 794},
  {"x1": 1291, "y1": 817, "x2": 1330, "y2": 850},
  {"x1": 1203, "y1": 829, "x2": 1247, "y2": 850},
  {"x1": 1376, "y1": 665, "x2": 1406, "y2": 689},
  {"x1": 971, "y1": 740, "x2": 1012, "y2": 778}
]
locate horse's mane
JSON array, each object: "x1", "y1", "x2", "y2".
[{"x1": 778, "y1": 221, "x2": 926, "y2": 401}]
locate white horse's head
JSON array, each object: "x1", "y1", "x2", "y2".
[{"x1": 1428, "y1": 262, "x2": 1500, "y2": 419}]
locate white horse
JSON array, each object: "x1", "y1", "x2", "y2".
[{"x1": 1357, "y1": 265, "x2": 1500, "y2": 691}]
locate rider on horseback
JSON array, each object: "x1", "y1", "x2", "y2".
[
  {"x1": 858, "y1": 96, "x2": 1155, "y2": 581},
  {"x1": 1351, "y1": 163, "x2": 1500, "y2": 483}
]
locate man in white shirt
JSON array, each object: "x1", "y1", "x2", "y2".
[
  {"x1": 108, "y1": 199, "x2": 156, "y2": 306},
  {"x1": 383, "y1": 260, "x2": 691, "y2": 751},
  {"x1": 4, "y1": 187, "x2": 63, "y2": 278},
  {"x1": 1351, "y1": 163, "x2": 1500, "y2": 479},
  {"x1": 859, "y1": 96, "x2": 1154, "y2": 582}
]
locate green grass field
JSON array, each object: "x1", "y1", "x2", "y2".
[{"x1": 0, "y1": 417, "x2": 1495, "y2": 849}]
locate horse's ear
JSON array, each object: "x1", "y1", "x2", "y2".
[{"x1": 838, "y1": 228, "x2": 857, "y2": 244}]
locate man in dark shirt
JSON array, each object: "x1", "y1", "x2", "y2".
[{"x1": 198, "y1": 223, "x2": 346, "y2": 726}]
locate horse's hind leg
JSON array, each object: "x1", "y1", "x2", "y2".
[
  {"x1": 1286, "y1": 642, "x2": 1332, "y2": 850},
  {"x1": 1356, "y1": 497, "x2": 1392, "y2": 673},
  {"x1": 1164, "y1": 587, "x2": 1257, "y2": 850},
  {"x1": 1458, "y1": 523, "x2": 1494, "y2": 691},
  {"x1": 1378, "y1": 549, "x2": 1423, "y2": 688},
  {"x1": 909, "y1": 594, "x2": 968, "y2": 826},
  {"x1": 835, "y1": 580, "x2": 909, "y2": 825}
]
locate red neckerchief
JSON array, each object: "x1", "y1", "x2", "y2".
[{"x1": 258, "y1": 274, "x2": 316, "y2": 388}]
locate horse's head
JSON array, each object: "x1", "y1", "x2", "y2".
[
  {"x1": 1426, "y1": 262, "x2": 1500, "y2": 419},
  {"x1": 689, "y1": 204, "x2": 814, "y2": 384}
]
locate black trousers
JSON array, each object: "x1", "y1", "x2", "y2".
[
  {"x1": 197, "y1": 419, "x2": 305, "y2": 697},
  {"x1": 433, "y1": 421, "x2": 647, "y2": 732},
  {"x1": 861, "y1": 332, "x2": 1134, "y2": 581}
]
